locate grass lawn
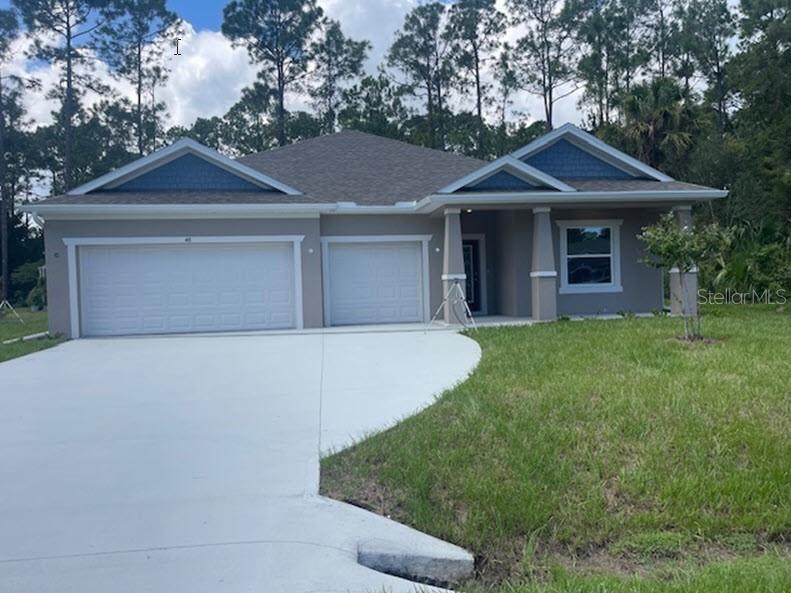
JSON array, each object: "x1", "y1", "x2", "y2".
[
  {"x1": 321, "y1": 305, "x2": 791, "y2": 591},
  {"x1": 0, "y1": 310, "x2": 61, "y2": 363}
]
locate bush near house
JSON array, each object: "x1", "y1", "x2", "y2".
[{"x1": 321, "y1": 305, "x2": 791, "y2": 592}]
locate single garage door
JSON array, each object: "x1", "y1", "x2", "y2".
[
  {"x1": 78, "y1": 242, "x2": 297, "y2": 336},
  {"x1": 326, "y1": 241, "x2": 425, "y2": 326}
]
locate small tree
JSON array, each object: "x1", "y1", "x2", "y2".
[{"x1": 638, "y1": 211, "x2": 721, "y2": 339}]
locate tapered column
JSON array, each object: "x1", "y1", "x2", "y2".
[
  {"x1": 669, "y1": 205, "x2": 699, "y2": 317},
  {"x1": 530, "y1": 207, "x2": 558, "y2": 321},
  {"x1": 442, "y1": 208, "x2": 467, "y2": 324}
]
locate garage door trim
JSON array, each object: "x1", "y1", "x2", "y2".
[
  {"x1": 320, "y1": 235, "x2": 432, "y2": 326},
  {"x1": 63, "y1": 235, "x2": 305, "y2": 338}
]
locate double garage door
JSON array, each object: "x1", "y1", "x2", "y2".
[
  {"x1": 78, "y1": 242, "x2": 298, "y2": 337},
  {"x1": 76, "y1": 239, "x2": 426, "y2": 337}
]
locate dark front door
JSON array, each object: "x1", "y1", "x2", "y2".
[{"x1": 463, "y1": 239, "x2": 482, "y2": 314}]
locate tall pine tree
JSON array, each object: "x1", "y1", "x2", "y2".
[{"x1": 222, "y1": 0, "x2": 324, "y2": 147}]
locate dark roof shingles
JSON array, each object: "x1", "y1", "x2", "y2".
[
  {"x1": 562, "y1": 179, "x2": 716, "y2": 192},
  {"x1": 237, "y1": 130, "x2": 487, "y2": 205}
]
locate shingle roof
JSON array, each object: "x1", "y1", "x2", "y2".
[
  {"x1": 32, "y1": 131, "x2": 722, "y2": 208},
  {"x1": 237, "y1": 130, "x2": 487, "y2": 205},
  {"x1": 562, "y1": 179, "x2": 715, "y2": 192}
]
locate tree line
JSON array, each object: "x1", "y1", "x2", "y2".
[{"x1": 0, "y1": 0, "x2": 789, "y2": 306}]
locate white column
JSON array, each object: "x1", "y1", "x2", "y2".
[
  {"x1": 530, "y1": 207, "x2": 558, "y2": 321},
  {"x1": 441, "y1": 208, "x2": 467, "y2": 324}
]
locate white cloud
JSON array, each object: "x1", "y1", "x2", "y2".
[
  {"x1": 158, "y1": 24, "x2": 258, "y2": 126},
  {"x1": 7, "y1": 1, "x2": 583, "y2": 134},
  {"x1": 319, "y1": 0, "x2": 416, "y2": 70},
  {"x1": 5, "y1": 23, "x2": 258, "y2": 129}
]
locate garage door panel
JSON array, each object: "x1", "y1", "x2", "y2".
[
  {"x1": 327, "y1": 241, "x2": 425, "y2": 326},
  {"x1": 79, "y1": 243, "x2": 297, "y2": 336}
]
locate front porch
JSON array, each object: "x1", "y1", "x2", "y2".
[{"x1": 437, "y1": 206, "x2": 698, "y2": 324}]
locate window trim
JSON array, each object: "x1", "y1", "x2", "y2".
[{"x1": 557, "y1": 219, "x2": 623, "y2": 294}]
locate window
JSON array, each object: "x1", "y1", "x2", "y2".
[{"x1": 557, "y1": 220, "x2": 622, "y2": 294}]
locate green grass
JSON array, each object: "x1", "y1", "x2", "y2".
[
  {"x1": 321, "y1": 305, "x2": 791, "y2": 590},
  {"x1": 494, "y1": 556, "x2": 791, "y2": 593},
  {"x1": 0, "y1": 310, "x2": 61, "y2": 363}
]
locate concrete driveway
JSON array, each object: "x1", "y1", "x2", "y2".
[{"x1": 0, "y1": 330, "x2": 480, "y2": 593}]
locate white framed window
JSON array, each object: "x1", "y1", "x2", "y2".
[{"x1": 557, "y1": 219, "x2": 623, "y2": 294}]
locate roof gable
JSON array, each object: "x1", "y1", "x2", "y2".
[
  {"x1": 464, "y1": 170, "x2": 540, "y2": 192},
  {"x1": 513, "y1": 123, "x2": 673, "y2": 182},
  {"x1": 68, "y1": 138, "x2": 302, "y2": 196},
  {"x1": 437, "y1": 156, "x2": 575, "y2": 194},
  {"x1": 109, "y1": 153, "x2": 266, "y2": 192},
  {"x1": 523, "y1": 138, "x2": 633, "y2": 179}
]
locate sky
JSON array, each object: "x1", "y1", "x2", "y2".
[{"x1": 0, "y1": 0, "x2": 584, "y2": 132}]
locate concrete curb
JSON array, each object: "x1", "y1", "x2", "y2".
[
  {"x1": 2, "y1": 331, "x2": 50, "y2": 345},
  {"x1": 357, "y1": 538, "x2": 474, "y2": 588}
]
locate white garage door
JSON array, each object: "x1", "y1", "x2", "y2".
[
  {"x1": 78, "y1": 242, "x2": 297, "y2": 336},
  {"x1": 326, "y1": 241, "x2": 425, "y2": 326}
]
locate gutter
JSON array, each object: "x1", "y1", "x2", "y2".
[
  {"x1": 418, "y1": 189, "x2": 728, "y2": 213},
  {"x1": 20, "y1": 203, "x2": 337, "y2": 221},
  {"x1": 20, "y1": 189, "x2": 728, "y2": 221}
]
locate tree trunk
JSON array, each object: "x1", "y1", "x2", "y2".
[
  {"x1": 276, "y1": 62, "x2": 286, "y2": 146},
  {"x1": 543, "y1": 31, "x2": 553, "y2": 129},
  {"x1": 64, "y1": 21, "x2": 75, "y2": 191},
  {"x1": 137, "y1": 41, "x2": 144, "y2": 156},
  {"x1": 436, "y1": 78, "x2": 446, "y2": 150},
  {"x1": 426, "y1": 79, "x2": 435, "y2": 149},
  {"x1": 0, "y1": 74, "x2": 7, "y2": 303},
  {"x1": 715, "y1": 61, "x2": 726, "y2": 133},
  {"x1": 473, "y1": 46, "x2": 485, "y2": 158}
]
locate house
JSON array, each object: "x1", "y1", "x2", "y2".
[{"x1": 22, "y1": 124, "x2": 727, "y2": 338}]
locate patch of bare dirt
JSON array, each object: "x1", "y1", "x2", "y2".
[{"x1": 320, "y1": 457, "x2": 407, "y2": 520}]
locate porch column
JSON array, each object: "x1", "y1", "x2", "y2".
[
  {"x1": 530, "y1": 207, "x2": 558, "y2": 321},
  {"x1": 442, "y1": 208, "x2": 467, "y2": 324},
  {"x1": 669, "y1": 205, "x2": 699, "y2": 317}
]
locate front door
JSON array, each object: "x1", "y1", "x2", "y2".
[{"x1": 462, "y1": 238, "x2": 483, "y2": 314}]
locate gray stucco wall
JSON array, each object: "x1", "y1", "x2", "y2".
[
  {"x1": 552, "y1": 208, "x2": 663, "y2": 316},
  {"x1": 493, "y1": 210, "x2": 534, "y2": 317},
  {"x1": 43, "y1": 218, "x2": 323, "y2": 338},
  {"x1": 43, "y1": 208, "x2": 664, "y2": 338}
]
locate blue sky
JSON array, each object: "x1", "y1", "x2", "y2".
[
  {"x1": 0, "y1": 0, "x2": 224, "y2": 30},
  {"x1": 166, "y1": 1, "x2": 224, "y2": 31}
]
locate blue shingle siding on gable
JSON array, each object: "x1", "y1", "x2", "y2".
[
  {"x1": 523, "y1": 139, "x2": 634, "y2": 179},
  {"x1": 464, "y1": 170, "x2": 539, "y2": 192},
  {"x1": 109, "y1": 154, "x2": 271, "y2": 192}
]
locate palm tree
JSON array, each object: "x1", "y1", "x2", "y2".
[{"x1": 613, "y1": 78, "x2": 696, "y2": 170}]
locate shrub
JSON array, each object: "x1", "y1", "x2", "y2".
[
  {"x1": 699, "y1": 221, "x2": 791, "y2": 294},
  {"x1": 26, "y1": 285, "x2": 46, "y2": 309},
  {"x1": 11, "y1": 261, "x2": 44, "y2": 305}
]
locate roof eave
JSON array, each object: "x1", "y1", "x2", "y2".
[
  {"x1": 418, "y1": 189, "x2": 728, "y2": 213},
  {"x1": 20, "y1": 203, "x2": 335, "y2": 221},
  {"x1": 21, "y1": 188, "x2": 728, "y2": 220}
]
